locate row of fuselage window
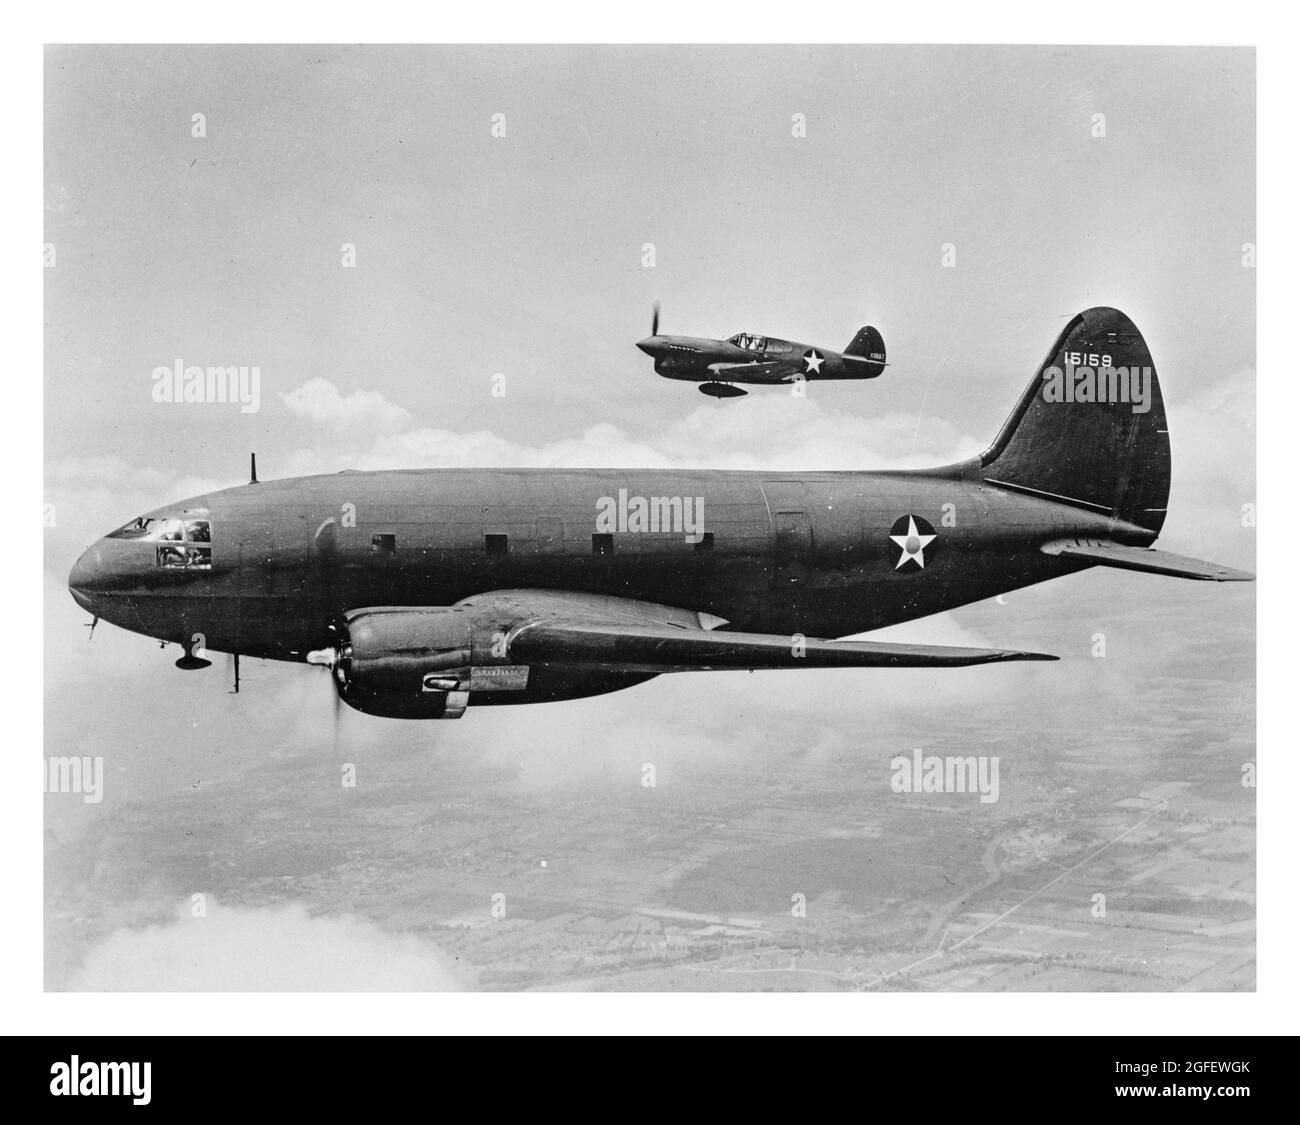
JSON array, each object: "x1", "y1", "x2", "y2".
[
  {"x1": 153, "y1": 529, "x2": 718, "y2": 569},
  {"x1": 407, "y1": 532, "x2": 715, "y2": 557}
]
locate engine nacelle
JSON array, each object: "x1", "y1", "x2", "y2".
[
  {"x1": 340, "y1": 607, "x2": 474, "y2": 694},
  {"x1": 304, "y1": 597, "x2": 662, "y2": 719},
  {"x1": 309, "y1": 606, "x2": 514, "y2": 718}
]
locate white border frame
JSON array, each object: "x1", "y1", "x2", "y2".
[{"x1": 10, "y1": 3, "x2": 1284, "y2": 1037}]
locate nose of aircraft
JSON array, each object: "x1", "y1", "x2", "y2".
[
  {"x1": 636, "y1": 337, "x2": 659, "y2": 356},
  {"x1": 67, "y1": 544, "x2": 105, "y2": 613}
]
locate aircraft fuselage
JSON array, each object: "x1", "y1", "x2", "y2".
[
  {"x1": 68, "y1": 463, "x2": 1144, "y2": 664},
  {"x1": 637, "y1": 334, "x2": 879, "y2": 386}
]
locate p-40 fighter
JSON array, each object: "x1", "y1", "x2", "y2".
[
  {"x1": 636, "y1": 303, "x2": 886, "y2": 397},
  {"x1": 69, "y1": 308, "x2": 1252, "y2": 720}
]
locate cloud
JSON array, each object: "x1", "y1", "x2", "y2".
[
  {"x1": 263, "y1": 394, "x2": 983, "y2": 481},
  {"x1": 278, "y1": 377, "x2": 412, "y2": 433},
  {"x1": 455, "y1": 616, "x2": 1065, "y2": 793},
  {"x1": 1162, "y1": 366, "x2": 1256, "y2": 564},
  {"x1": 68, "y1": 899, "x2": 463, "y2": 990}
]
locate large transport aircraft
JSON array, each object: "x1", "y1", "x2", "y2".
[{"x1": 69, "y1": 307, "x2": 1252, "y2": 719}]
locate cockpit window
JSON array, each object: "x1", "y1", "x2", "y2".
[
  {"x1": 155, "y1": 518, "x2": 212, "y2": 570},
  {"x1": 108, "y1": 515, "x2": 213, "y2": 567},
  {"x1": 728, "y1": 333, "x2": 767, "y2": 352},
  {"x1": 107, "y1": 516, "x2": 158, "y2": 539}
]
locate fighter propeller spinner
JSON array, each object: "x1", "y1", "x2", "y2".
[{"x1": 637, "y1": 303, "x2": 887, "y2": 397}]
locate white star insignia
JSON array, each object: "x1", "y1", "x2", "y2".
[
  {"x1": 889, "y1": 516, "x2": 937, "y2": 569},
  {"x1": 803, "y1": 350, "x2": 824, "y2": 375}
]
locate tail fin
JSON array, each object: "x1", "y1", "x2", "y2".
[
  {"x1": 843, "y1": 325, "x2": 886, "y2": 376},
  {"x1": 980, "y1": 307, "x2": 1170, "y2": 536}
]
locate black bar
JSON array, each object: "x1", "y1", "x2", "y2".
[{"x1": 6, "y1": 1034, "x2": 1282, "y2": 1110}]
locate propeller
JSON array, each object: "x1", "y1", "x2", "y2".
[
  {"x1": 651, "y1": 301, "x2": 660, "y2": 337},
  {"x1": 330, "y1": 664, "x2": 343, "y2": 756},
  {"x1": 308, "y1": 517, "x2": 347, "y2": 753},
  {"x1": 306, "y1": 631, "x2": 345, "y2": 756}
]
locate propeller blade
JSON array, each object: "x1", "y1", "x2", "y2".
[
  {"x1": 651, "y1": 301, "x2": 660, "y2": 337},
  {"x1": 332, "y1": 674, "x2": 342, "y2": 757},
  {"x1": 305, "y1": 653, "x2": 344, "y2": 754}
]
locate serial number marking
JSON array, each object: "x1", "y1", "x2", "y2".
[{"x1": 1065, "y1": 351, "x2": 1114, "y2": 367}]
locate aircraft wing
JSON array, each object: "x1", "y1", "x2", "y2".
[
  {"x1": 438, "y1": 591, "x2": 1059, "y2": 673},
  {"x1": 706, "y1": 360, "x2": 799, "y2": 384},
  {"x1": 1041, "y1": 539, "x2": 1255, "y2": 582},
  {"x1": 507, "y1": 620, "x2": 1058, "y2": 672}
]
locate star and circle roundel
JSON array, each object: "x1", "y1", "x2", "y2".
[{"x1": 888, "y1": 514, "x2": 940, "y2": 571}]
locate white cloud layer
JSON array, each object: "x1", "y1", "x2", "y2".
[
  {"x1": 279, "y1": 377, "x2": 412, "y2": 433},
  {"x1": 68, "y1": 899, "x2": 462, "y2": 991}
]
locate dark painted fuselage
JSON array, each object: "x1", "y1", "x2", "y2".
[
  {"x1": 68, "y1": 460, "x2": 1141, "y2": 664},
  {"x1": 636, "y1": 333, "x2": 880, "y2": 386}
]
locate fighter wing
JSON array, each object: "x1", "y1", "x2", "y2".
[
  {"x1": 706, "y1": 360, "x2": 799, "y2": 384},
  {"x1": 1041, "y1": 539, "x2": 1255, "y2": 582}
]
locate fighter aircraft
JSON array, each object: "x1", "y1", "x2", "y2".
[
  {"x1": 69, "y1": 307, "x2": 1252, "y2": 720},
  {"x1": 636, "y1": 303, "x2": 886, "y2": 396}
]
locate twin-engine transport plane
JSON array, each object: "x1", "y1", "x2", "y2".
[
  {"x1": 69, "y1": 308, "x2": 1252, "y2": 720},
  {"x1": 636, "y1": 303, "x2": 886, "y2": 397}
]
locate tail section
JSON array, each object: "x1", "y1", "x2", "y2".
[
  {"x1": 843, "y1": 325, "x2": 886, "y2": 376},
  {"x1": 980, "y1": 307, "x2": 1170, "y2": 536}
]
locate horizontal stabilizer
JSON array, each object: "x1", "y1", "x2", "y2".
[
  {"x1": 509, "y1": 620, "x2": 1056, "y2": 672},
  {"x1": 1042, "y1": 539, "x2": 1255, "y2": 582}
]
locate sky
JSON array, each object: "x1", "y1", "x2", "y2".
[{"x1": 43, "y1": 45, "x2": 1254, "y2": 990}]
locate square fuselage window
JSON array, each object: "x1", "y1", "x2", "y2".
[
  {"x1": 371, "y1": 533, "x2": 396, "y2": 554},
  {"x1": 592, "y1": 533, "x2": 613, "y2": 557},
  {"x1": 695, "y1": 532, "x2": 714, "y2": 552},
  {"x1": 484, "y1": 533, "x2": 509, "y2": 556},
  {"x1": 156, "y1": 544, "x2": 211, "y2": 570}
]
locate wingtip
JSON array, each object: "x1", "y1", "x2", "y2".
[
  {"x1": 1186, "y1": 566, "x2": 1255, "y2": 582},
  {"x1": 964, "y1": 648, "x2": 1059, "y2": 664}
]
